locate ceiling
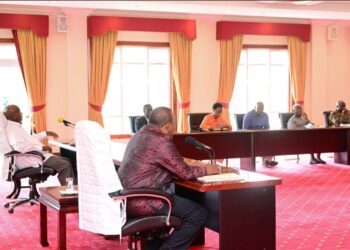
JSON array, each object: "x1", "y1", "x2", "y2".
[{"x1": 1, "y1": 1, "x2": 350, "y2": 22}]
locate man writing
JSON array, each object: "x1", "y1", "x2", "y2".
[
  {"x1": 329, "y1": 100, "x2": 350, "y2": 127},
  {"x1": 118, "y1": 107, "x2": 221, "y2": 250},
  {"x1": 135, "y1": 104, "x2": 153, "y2": 132},
  {"x1": 243, "y1": 102, "x2": 278, "y2": 167},
  {"x1": 3, "y1": 105, "x2": 75, "y2": 185},
  {"x1": 200, "y1": 102, "x2": 232, "y2": 131}
]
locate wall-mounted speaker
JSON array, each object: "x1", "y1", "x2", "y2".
[
  {"x1": 57, "y1": 15, "x2": 67, "y2": 32},
  {"x1": 327, "y1": 25, "x2": 338, "y2": 41}
]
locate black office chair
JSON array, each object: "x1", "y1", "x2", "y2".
[
  {"x1": 129, "y1": 116, "x2": 140, "y2": 134},
  {"x1": 323, "y1": 111, "x2": 332, "y2": 127},
  {"x1": 75, "y1": 121, "x2": 181, "y2": 250},
  {"x1": 278, "y1": 112, "x2": 299, "y2": 162},
  {"x1": 234, "y1": 113, "x2": 245, "y2": 130},
  {"x1": 187, "y1": 112, "x2": 209, "y2": 132},
  {"x1": 278, "y1": 112, "x2": 294, "y2": 128},
  {"x1": 4, "y1": 151, "x2": 57, "y2": 213}
]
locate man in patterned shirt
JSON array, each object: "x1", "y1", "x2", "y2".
[
  {"x1": 118, "y1": 106, "x2": 220, "y2": 250},
  {"x1": 329, "y1": 100, "x2": 350, "y2": 127}
]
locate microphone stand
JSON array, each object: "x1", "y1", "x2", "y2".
[
  {"x1": 197, "y1": 146, "x2": 216, "y2": 165},
  {"x1": 63, "y1": 121, "x2": 75, "y2": 128}
]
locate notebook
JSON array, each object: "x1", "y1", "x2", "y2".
[{"x1": 197, "y1": 173, "x2": 245, "y2": 183}]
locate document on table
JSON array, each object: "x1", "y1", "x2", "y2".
[{"x1": 197, "y1": 173, "x2": 245, "y2": 183}]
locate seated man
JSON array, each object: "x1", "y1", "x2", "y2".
[
  {"x1": 200, "y1": 102, "x2": 232, "y2": 131},
  {"x1": 243, "y1": 102, "x2": 278, "y2": 167},
  {"x1": 118, "y1": 106, "x2": 221, "y2": 250},
  {"x1": 135, "y1": 104, "x2": 153, "y2": 132},
  {"x1": 287, "y1": 104, "x2": 325, "y2": 164},
  {"x1": 3, "y1": 105, "x2": 75, "y2": 185},
  {"x1": 329, "y1": 100, "x2": 350, "y2": 127}
]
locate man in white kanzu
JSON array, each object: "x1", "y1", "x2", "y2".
[{"x1": 3, "y1": 105, "x2": 75, "y2": 185}]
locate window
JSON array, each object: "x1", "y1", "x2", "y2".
[
  {"x1": 0, "y1": 43, "x2": 30, "y2": 132},
  {"x1": 229, "y1": 47, "x2": 289, "y2": 128},
  {"x1": 103, "y1": 44, "x2": 171, "y2": 134}
]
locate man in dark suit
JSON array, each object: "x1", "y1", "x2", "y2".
[{"x1": 135, "y1": 104, "x2": 152, "y2": 132}]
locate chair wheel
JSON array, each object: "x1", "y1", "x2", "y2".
[
  {"x1": 4, "y1": 203, "x2": 9, "y2": 208},
  {"x1": 8, "y1": 209, "x2": 13, "y2": 214},
  {"x1": 30, "y1": 202, "x2": 35, "y2": 206}
]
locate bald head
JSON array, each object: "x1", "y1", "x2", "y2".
[
  {"x1": 336, "y1": 100, "x2": 346, "y2": 112},
  {"x1": 149, "y1": 107, "x2": 173, "y2": 126},
  {"x1": 3, "y1": 105, "x2": 22, "y2": 123},
  {"x1": 255, "y1": 102, "x2": 264, "y2": 114},
  {"x1": 293, "y1": 104, "x2": 303, "y2": 117}
]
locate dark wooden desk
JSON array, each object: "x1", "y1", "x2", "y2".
[
  {"x1": 173, "y1": 127, "x2": 350, "y2": 171},
  {"x1": 39, "y1": 186, "x2": 78, "y2": 250},
  {"x1": 175, "y1": 171, "x2": 282, "y2": 250}
]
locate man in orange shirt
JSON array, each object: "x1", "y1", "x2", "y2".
[{"x1": 200, "y1": 102, "x2": 232, "y2": 131}]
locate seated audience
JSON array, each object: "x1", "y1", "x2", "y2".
[
  {"x1": 3, "y1": 105, "x2": 75, "y2": 185},
  {"x1": 200, "y1": 102, "x2": 232, "y2": 131},
  {"x1": 329, "y1": 100, "x2": 350, "y2": 127},
  {"x1": 118, "y1": 106, "x2": 221, "y2": 250},
  {"x1": 243, "y1": 102, "x2": 278, "y2": 167},
  {"x1": 135, "y1": 104, "x2": 153, "y2": 132},
  {"x1": 287, "y1": 104, "x2": 325, "y2": 164}
]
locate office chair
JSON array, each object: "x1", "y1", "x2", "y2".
[
  {"x1": 278, "y1": 112, "x2": 300, "y2": 163},
  {"x1": 323, "y1": 111, "x2": 332, "y2": 127},
  {"x1": 187, "y1": 112, "x2": 209, "y2": 132},
  {"x1": 75, "y1": 121, "x2": 181, "y2": 250},
  {"x1": 3, "y1": 151, "x2": 57, "y2": 213},
  {"x1": 233, "y1": 113, "x2": 245, "y2": 130},
  {"x1": 129, "y1": 116, "x2": 140, "y2": 134}
]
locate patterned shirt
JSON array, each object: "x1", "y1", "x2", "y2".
[
  {"x1": 200, "y1": 114, "x2": 232, "y2": 130},
  {"x1": 287, "y1": 115, "x2": 309, "y2": 129},
  {"x1": 329, "y1": 111, "x2": 350, "y2": 126},
  {"x1": 118, "y1": 124, "x2": 207, "y2": 216},
  {"x1": 243, "y1": 110, "x2": 270, "y2": 130}
]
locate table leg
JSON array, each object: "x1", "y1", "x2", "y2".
[
  {"x1": 40, "y1": 203, "x2": 49, "y2": 247},
  {"x1": 58, "y1": 211, "x2": 67, "y2": 250}
]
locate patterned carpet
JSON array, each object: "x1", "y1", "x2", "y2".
[{"x1": 1, "y1": 154, "x2": 350, "y2": 250}]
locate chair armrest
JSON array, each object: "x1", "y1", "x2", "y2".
[
  {"x1": 5, "y1": 150, "x2": 45, "y2": 161},
  {"x1": 109, "y1": 188, "x2": 174, "y2": 226}
]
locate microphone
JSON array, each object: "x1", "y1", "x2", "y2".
[
  {"x1": 57, "y1": 117, "x2": 75, "y2": 127},
  {"x1": 185, "y1": 136, "x2": 212, "y2": 150},
  {"x1": 185, "y1": 136, "x2": 215, "y2": 164}
]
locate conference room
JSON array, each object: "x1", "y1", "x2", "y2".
[{"x1": 1, "y1": 1, "x2": 350, "y2": 249}]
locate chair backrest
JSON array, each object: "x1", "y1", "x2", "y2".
[
  {"x1": 129, "y1": 116, "x2": 139, "y2": 133},
  {"x1": 234, "y1": 113, "x2": 245, "y2": 130},
  {"x1": 278, "y1": 112, "x2": 294, "y2": 128},
  {"x1": 0, "y1": 112, "x2": 11, "y2": 180},
  {"x1": 187, "y1": 112, "x2": 209, "y2": 132},
  {"x1": 75, "y1": 120, "x2": 126, "y2": 236},
  {"x1": 323, "y1": 111, "x2": 332, "y2": 127}
]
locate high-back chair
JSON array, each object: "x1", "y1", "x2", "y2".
[
  {"x1": 0, "y1": 112, "x2": 56, "y2": 213},
  {"x1": 75, "y1": 121, "x2": 181, "y2": 250},
  {"x1": 129, "y1": 116, "x2": 139, "y2": 134},
  {"x1": 323, "y1": 111, "x2": 332, "y2": 127},
  {"x1": 187, "y1": 112, "x2": 209, "y2": 132},
  {"x1": 234, "y1": 113, "x2": 245, "y2": 130}
]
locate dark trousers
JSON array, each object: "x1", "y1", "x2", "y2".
[
  {"x1": 44, "y1": 156, "x2": 74, "y2": 185},
  {"x1": 157, "y1": 194, "x2": 207, "y2": 250}
]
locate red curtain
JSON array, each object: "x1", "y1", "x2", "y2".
[{"x1": 11, "y1": 30, "x2": 25, "y2": 80}]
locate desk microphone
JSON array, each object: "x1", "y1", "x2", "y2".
[
  {"x1": 185, "y1": 136, "x2": 215, "y2": 164},
  {"x1": 57, "y1": 117, "x2": 75, "y2": 127},
  {"x1": 185, "y1": 136, "x2": 212, "y2": 150}
]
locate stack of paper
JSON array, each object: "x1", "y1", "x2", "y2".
[{"x1": 197, "y1": 173, "x2": 245, "y2": 183}]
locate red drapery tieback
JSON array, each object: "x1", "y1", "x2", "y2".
[
  {"x1": 89, "y1": 102, "x2": 102, "y2": 112},
  {"x1": 179, "y1": 102, "x2": 190, "y2": 109},
  {"x1": 32, "y1": 104, "x2": 46, "y2": 112},
  {"x1": 220, "y1": 103, "x2": 229, "y2": 109},
  {"x1": 295, "y1": 100, "x2": 304, "y2": 105}
]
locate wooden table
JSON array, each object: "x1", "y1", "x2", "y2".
[
  {"x1": 173, "y1": 127, "x2": 350, "y2": 171},
  {"x1": 175, "y1": 171, "x2": 282, "y2": 250},
  {"x1": 39, "y1": 186, "x2": 78, "y2": 250}
]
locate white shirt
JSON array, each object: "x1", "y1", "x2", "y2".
[{"x1": 5, "y1": 120, "x2": 52, "y2": 168}]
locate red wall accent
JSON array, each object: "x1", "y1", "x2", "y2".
[
  {"x1": 0, "y1": 13, "x2": 49, "y2": 37},
  {"x1": 217, "y1": 21, "x2": 311, "y2": 42},
  {"x1": 88, "y1": 16, "x2": 196, "y2": 40}
]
